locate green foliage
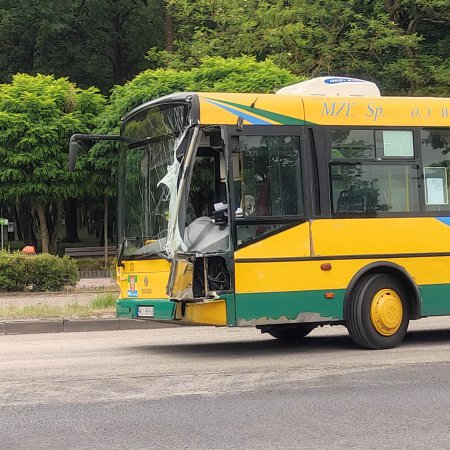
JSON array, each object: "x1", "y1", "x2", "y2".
[
  {"x1": 27, "y1": 254, "x2": 79, "y2": 291},
  {"x1": 0, "y1": 1, "x2": 448, "y2": 96},
  {"x1": 186, "y1": 57, "x2": 299, "y2": 93},
  {"x1": 0, "y1": 0, "x2": 164, "y2": 92},
  {"x1": 95, "y1": 56, "x2": 298, "y2": 136},
  {"x1": 90, "y1": 292, "x2": 117, "y2": 309},
  {"x1": 0, "y1": 251, "x2": 78, "y2": 291},
  {"x1": 0, "y1": 73, "x2": 105, "y2": 253},
  {"x1": 0, "y1": 251, "x2": 28, "y2": 291},
  {"x1": 151, "y1": 0, "x2": 450, "y2": 96},
  {"x1": 0, "y1": 74, "x2": 105, "y2": 201}
]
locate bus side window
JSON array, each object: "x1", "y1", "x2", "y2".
[
  {"x1": 235, "y1": 134, "x2": 304, "y2": 245},
  {"x1": 421, "y1": 128, "x2": 450, "y2": 212},
  {"x1": 239, "y1": 135, "x2": 303, "y2": 217},
  {"x1": 330, "y1": 129, "x2": 420, "y2": 215}
]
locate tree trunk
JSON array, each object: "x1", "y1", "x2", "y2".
[
  {"x1": 104, "y1": 195, "x2": 109, "y2": 269},
  {"x1": 83, "y1": 201, "x2": 90, "y2": 234},
  {"x1": 13, "y1": 200, "x2": 22, "y2": 241},
  {"x1": 164, "y1": 2, "x2": 174, "y2": 52},
  {"x1": 18, "y1": 199, "x2": 37, "y2": 247},
  {"x1": 108, "y1": 207, "x2": 114, "y2": 244},
  {"x1": 45, "y1": 204, "x2": 55, "y2": 238},
  {"x1": 37, "y1": 203, "x2": 50, "y2": 253},
  {"x1": 64, "y1": 198, "x2": 80, "y2": 242},
  {"x1": 50, "y1": 199, "x2": 64, "y2": 255}
]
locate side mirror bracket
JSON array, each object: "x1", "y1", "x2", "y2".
[
  {"x1": 68, "y1": 139, "x2": 80, "y2": 172},
  {"x1": 68, "y1": 133, "x2": 126, "y2": 171}
]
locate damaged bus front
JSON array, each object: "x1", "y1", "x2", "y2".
[{"x1": 116, "y1": 94, "x2": 232, "y2": 325}]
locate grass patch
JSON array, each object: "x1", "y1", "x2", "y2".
[
  {"x1": 89, "y1": 293, "x2": 117, "y2": 309},
  {"x1": 0, "y1": 292, "x2": 118, "y2": 319}
]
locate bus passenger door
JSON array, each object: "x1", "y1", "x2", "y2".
[{"x1": 231, "y1": 132, "x2": 312, "y2": 327}]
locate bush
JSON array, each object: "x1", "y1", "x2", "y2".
[
  {"x1": 0, "y1": 252, "x2": 29, "y2": 291},
  {"x1": 0, "y1": 251, "x2": 78, "y2": 292}
]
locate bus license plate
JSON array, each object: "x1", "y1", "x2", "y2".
[{"x1": 137, "y1": 306, "x2": 154, "y2": 317}]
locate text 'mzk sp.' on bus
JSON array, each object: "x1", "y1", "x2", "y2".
[{"x1": 70, "y1": 76, "x2": 450, "y2": 349}]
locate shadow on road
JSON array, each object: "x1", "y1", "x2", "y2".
[
  {"x1": 131, "y1": 326, "x2": 450, "y2": 358},
  {"x1": 403, "y1": 328, "x2": 450, "y2": 345},
  {"x1": 134, "y1": 333, "x2": 356, "y2": 358}
]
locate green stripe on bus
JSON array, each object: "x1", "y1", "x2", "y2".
[
  {"x1": 420, "y1": 284, "x2": 450, "y2": 316},
  {"x1": 205, "y1": 97, "x2": 311, "y2": 125},
  {"x1": 233, "y1": 284, "x2": 450, "y2": 325},
  {"x1": 235, "y1": 289, "x2": 345, "y2": 325}
]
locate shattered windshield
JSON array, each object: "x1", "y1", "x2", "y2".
[{"x1": 118, "y1": 103, "x2": 191, "y2": 258}]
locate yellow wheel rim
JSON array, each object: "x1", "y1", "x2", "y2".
[{"x1": 370, "y1": 288, "x2": 403, "y2": 336}]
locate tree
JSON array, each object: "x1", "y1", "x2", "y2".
[
  {"x1": 0, "y1": 0, "x2": 165, "y2": 92},
  {"x1": 72, "y1": 0, "x2": 165, "y2": 89},
  {"x1": 0, "y1": 0, "x2": 78, "y2": 77},
  {"x1": 0, "y1": 74, "x2": 104, "y2": 253},
  {"x1": 381, "y1": 0, "x2": 450, "y2": 95},
  {"x1": 147, "y1": 0, "x2": 449, "y2": 96}
]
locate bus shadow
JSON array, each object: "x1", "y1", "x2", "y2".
[
  {"x1": 403, "y1": 328, "x2": 450, "y2": 345},
  {"x1": 134, "y1": 328, "x2": 450, "y2": 358},
  {"x1": 135, "y1": 334, "x2": 356, "y2": 357}
]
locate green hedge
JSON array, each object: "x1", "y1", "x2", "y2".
[{"x1": 0, "y1": 251, "x2": 78, "y2": 292}]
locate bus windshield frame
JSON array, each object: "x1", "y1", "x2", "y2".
[{"x1": 117, "y1": 101, "x2": 193, "y2": 260}]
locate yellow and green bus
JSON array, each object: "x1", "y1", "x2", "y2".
[{"x1": 73, "y1": 77, "x2": 450, "y2": 349}]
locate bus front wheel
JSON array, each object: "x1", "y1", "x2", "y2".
[
  {"x1": 260, "y1": 324, "x2": 316, "y2": 341},
  {"x1": 346, "y1": 273, "x2": 410, "y2": 349}
]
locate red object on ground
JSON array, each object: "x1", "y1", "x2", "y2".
[{"x1": 22, "y1": 246, "x2": 36, "y2": 254}]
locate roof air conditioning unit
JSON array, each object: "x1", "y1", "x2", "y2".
[{"x1": 276, "y1": 76, "x2": 381, "y2": 97}]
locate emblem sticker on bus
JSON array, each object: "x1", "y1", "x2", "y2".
[
  {"x1": 127, "y1": 275, "x2": 138, "y2": 297},
  {"x1": 142, "y1": 275, "x2": 152, "y2": 294}
]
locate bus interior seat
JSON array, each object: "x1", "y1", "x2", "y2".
[{"x1": 337, "y1": 187, "x2": 378, "y2": 212}]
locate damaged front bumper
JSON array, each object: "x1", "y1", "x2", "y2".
[
  {"x1": 116, "y1": 297, "x2": 230, "y2": 326},
  {"x1": 116, "y1": 298, "x2": 176, "y2": 320}
]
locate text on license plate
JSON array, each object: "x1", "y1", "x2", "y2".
[{"x1": 137, "y1": 306, "x2": 154, "y2": 317}]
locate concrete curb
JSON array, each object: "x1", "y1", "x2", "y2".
[{"x1": 0, "y1": 319, "x2": 178, "y2": 335}]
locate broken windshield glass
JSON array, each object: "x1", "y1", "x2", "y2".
[{"x1": 118, "y1": 103, "x2": 192, "y2": 259}]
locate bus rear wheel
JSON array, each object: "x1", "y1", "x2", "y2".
[
  {"x1": 346, "y1": 273, "x2": 410, "y2": 349},
  {"x1": 260, "y1": 324, "x2": 316, "y2": 341}
]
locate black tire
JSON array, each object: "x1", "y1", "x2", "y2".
[
  {"x1": 260, "y1": 324, "x2": 316, "y2": 341},
  {"x1": 346, "y1": 273, "x2": 410, "y2": 349}
]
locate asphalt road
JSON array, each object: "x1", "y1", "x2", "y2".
[{"x1": 2, "y1": 318, "x2": 450, "y2": 449}]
